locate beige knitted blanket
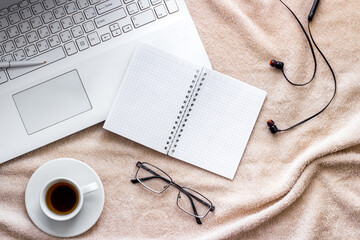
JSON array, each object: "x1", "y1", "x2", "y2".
[{"x1": 1, "y1": 0, "x2": 360, "y2": 239}]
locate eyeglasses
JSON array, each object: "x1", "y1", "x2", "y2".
[{"x1": 131, "y1": 162, "x2": 215, "y2": 224}]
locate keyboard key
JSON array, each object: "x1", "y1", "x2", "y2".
[
  {"x1": 49, "y1": 21, "x2": 61, "y2": 33},
  {"x1": 64, "y1": 41, "x2": 78, "y2": 55},
  {"x1": 31, "y1": 3, "x2": 44, "y2": 15},
  {"x1": 54, "y1": 6, "x2": 66, "y2": 19},
  {"x1": 151, "y1": 0, "x2": 162, "y2": 5},
  {"x1": 30, "y1": 16, "x2": 43, "y2": 28},
  {"x1": 61, "y1": 16, "x2": 74, "y2": 28},
  {"x1": 0, "y1": 70, "x2": 8, "y2": 84},
  {"x1": 73, "y1": 12, "x2": 85, "y2": 24},
  {"x1": 0, "y1": 46, "x2": 3, "y2": 55},
  {"x1": 0, "y1": 9, "x2": 9, "y2": 16},
  {"x1": 19, "y1": 1, "x2": 30, "y2": 8},
  {"x1": 2, "y1": 54, "x2": 14, "y2": 62},
  {"x1": 83, "y1": 21, "x2": 95, "y2": 32},
  {"x1": 164, "y1": 0, "x2": 178, "y2": 14},
  {"x1": 77, "y1": 0, "x2": 90, "y2": 10},
  {"x1": 8, "y1": 12, "x2": 21, "y2": 24},
  {"x1": 154, "y1": 4, "x2": 167, "y2": 18},
  {"x1": 14, "y1": 36, "x2": 27, "y2": 48},
  {"x1": 65, "y1": 2, "x2": 78, "y2": 14},
  {"x1": 71, "y1": 25, "x2": 84, "y2": 37},
  {"x1": 111, "y1": 29, "x2": 121, "y2": 37},
  {"x1": 0, "y1": 18, "x2": 9, "y2": 29},
  {"x1": 55, "y1": 0, "x2": 66, "y2": 5},
  {"x1": 90, "y1": 0, "x2": 101, "y2": 4},
  {"x1": 26, "y1": 31, "x2": 39, "y2": 43},
  {"x1": 25, "y1": 44, "x2": 38, "y2": 57},
  {"x1": 131, "y1": 9, "x2": 155, "y2": 28},
  {"x1": 48, "y1": 35, "x2": 61, "y2": 47},
  {"x1": 36, "y1": 40, "x2": 49, "y2": 52},
  {"x1": 138, "y1": 0, "x2": 150, "y2": 10},
  {"x1": 126, "y1": 3, "x2": 139, "y2": 15},
  {"x1": 20, "y1": 8, "x2": 33, "y2": 20},
  {"x1": 96, "y1": 0, "x2": 122, "y2": 15},
  {"x1": 38, "y1": 26, "x2": 50, "y2": 38},
  {"x1": 84, "y1": 7, "x2": 96, "y2": 19},
  {"x1": 7, "y1": 47, "x2": 66, "y2": 79},
  {"x1": 9, "y1": 4, "x2": 19, "y2": 12},
  {"x1": 122, "y1": 24, "x2": 132, "y2": 33},
  {"x1": 109, "y1": 23, "x2": 119, "y2": 31},
  {"x1": 14, "y1": 49, "x2": 26, "y2": 61},
  {"x1": 7, "y1": 26, "x2": 20, "y2": 38},
  {"x1": 94, "y1": 8, "x2": 126, "y2": 28},
  {"x1": 124, "y1": 0, "x2": 134, "y2": 3},
  {"x1": 76, "y1": 37, "x2": 89, "y2": 51},
  {"x1": 19, "y1": 21, "x2": 31, "y2": 33},
  {"x1": 0, "y1": 31, "x2": 8, "y2": 43},
  {"x1": 42, "y1": 12, "x2": 55, "y2": 23},
  {"x1": 43, "y1": 0, "x2": 56, "y2": 10},
  {"x1": 101, "y1": 33, "x2": 111, "y2": 41},
  {"x1": 3, "y1": 41, "x2": 15, "y2": 53},
  {"x1": 60, "y1": 30, "x2": 72, "y2": 42},
  {"x1": 87, "y1": 32, "x2": 100, "y2": 46}
]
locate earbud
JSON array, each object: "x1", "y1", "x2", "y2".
[
  {"x1": 267, "y1": 120, "x2": 279, "y2": 134},
  {"x1": 269, "y1": 60, "x2": 284, "y2": 70}
]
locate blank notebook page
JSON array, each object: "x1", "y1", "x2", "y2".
[
  {"x1": 104, "y1": 46, "x2": 201, "y2": 154},
  {"x1": 170, "y1": 70, "x2": 266, "y2": 179}
]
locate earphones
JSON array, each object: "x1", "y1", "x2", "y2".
[{"x1": 267, "y1": 0, "x2": 337, "y2": 134}]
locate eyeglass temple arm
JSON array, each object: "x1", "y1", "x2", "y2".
[{"x1": 131, "y1": 175, "x2": 170, "y2": 184}]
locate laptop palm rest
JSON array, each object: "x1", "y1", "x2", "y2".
[{"x1": 13, "y1": 70, "x2": 92, "y2": 135}]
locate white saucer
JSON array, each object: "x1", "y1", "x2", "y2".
[{"x1": 25, "y1": 158, "x2": 105, "y2": 238}]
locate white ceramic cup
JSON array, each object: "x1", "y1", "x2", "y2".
[{"x1": 40, "y1": 177, "x2": 99, "y2": 221}]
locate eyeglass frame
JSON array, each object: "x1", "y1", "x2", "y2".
[{"x1": 131, "y1": 161, "x2": 215, "y2": 224}]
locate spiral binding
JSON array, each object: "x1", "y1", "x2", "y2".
[{"x1": 164, "y1": 70, "x2": 207, "y2": 154}]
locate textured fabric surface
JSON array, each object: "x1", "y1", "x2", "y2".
[{"x1": 1, "y1": 0, "x2": 360, "y2": 239}]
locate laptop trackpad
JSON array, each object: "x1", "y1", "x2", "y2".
[{"x1": 13, "y1": 70, "x2": 92, "y2": 135}]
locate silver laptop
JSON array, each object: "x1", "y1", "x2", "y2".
[{"x1": 0, "y1": 0, "x2": 211, "y2": 163}]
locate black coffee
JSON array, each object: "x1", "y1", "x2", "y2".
[{"x1": 45, "y1": 182, "x2": 79, "y2": 215}]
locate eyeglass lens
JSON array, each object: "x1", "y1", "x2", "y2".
[
  {"x1": 177, "y1": 187, "x2": 212, "y2": 218},
  {"x1": 136, "y1": 163, "x2": 171, "y2": 193}
]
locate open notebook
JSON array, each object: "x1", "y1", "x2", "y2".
[{"x1": 104, "y1": 43, "x2": 266, "y2": 179}]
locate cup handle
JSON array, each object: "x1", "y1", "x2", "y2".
[{"x1": 81, "y1": 182, "x2": 99, "y2": 195}]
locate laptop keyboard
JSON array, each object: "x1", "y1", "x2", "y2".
[{"x1": 0, "y1": 0, "x2": 179, "y2": 84}]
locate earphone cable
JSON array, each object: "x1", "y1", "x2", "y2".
[
  {"x1": 280, "y1": 21, "x2": 337, "y2": 132},
  {"x1": 278, "y1": 0, "x2": 317, "y2": 86}
]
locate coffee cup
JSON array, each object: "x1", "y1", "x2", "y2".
[{"x1": 40, "y1": 177, "x2": 99, "y2": 221}]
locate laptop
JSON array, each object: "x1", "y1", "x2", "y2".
[{"x1": 0, "y1": 0, "x2": 211, "y2": 163}]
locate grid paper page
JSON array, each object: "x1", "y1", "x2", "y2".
[
  {"x1": 171, "y1": 69, "x2": 267, "y2": 179},
  {"x1": 104, "y1": 44, "x2": 201, "y2": 154}
]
